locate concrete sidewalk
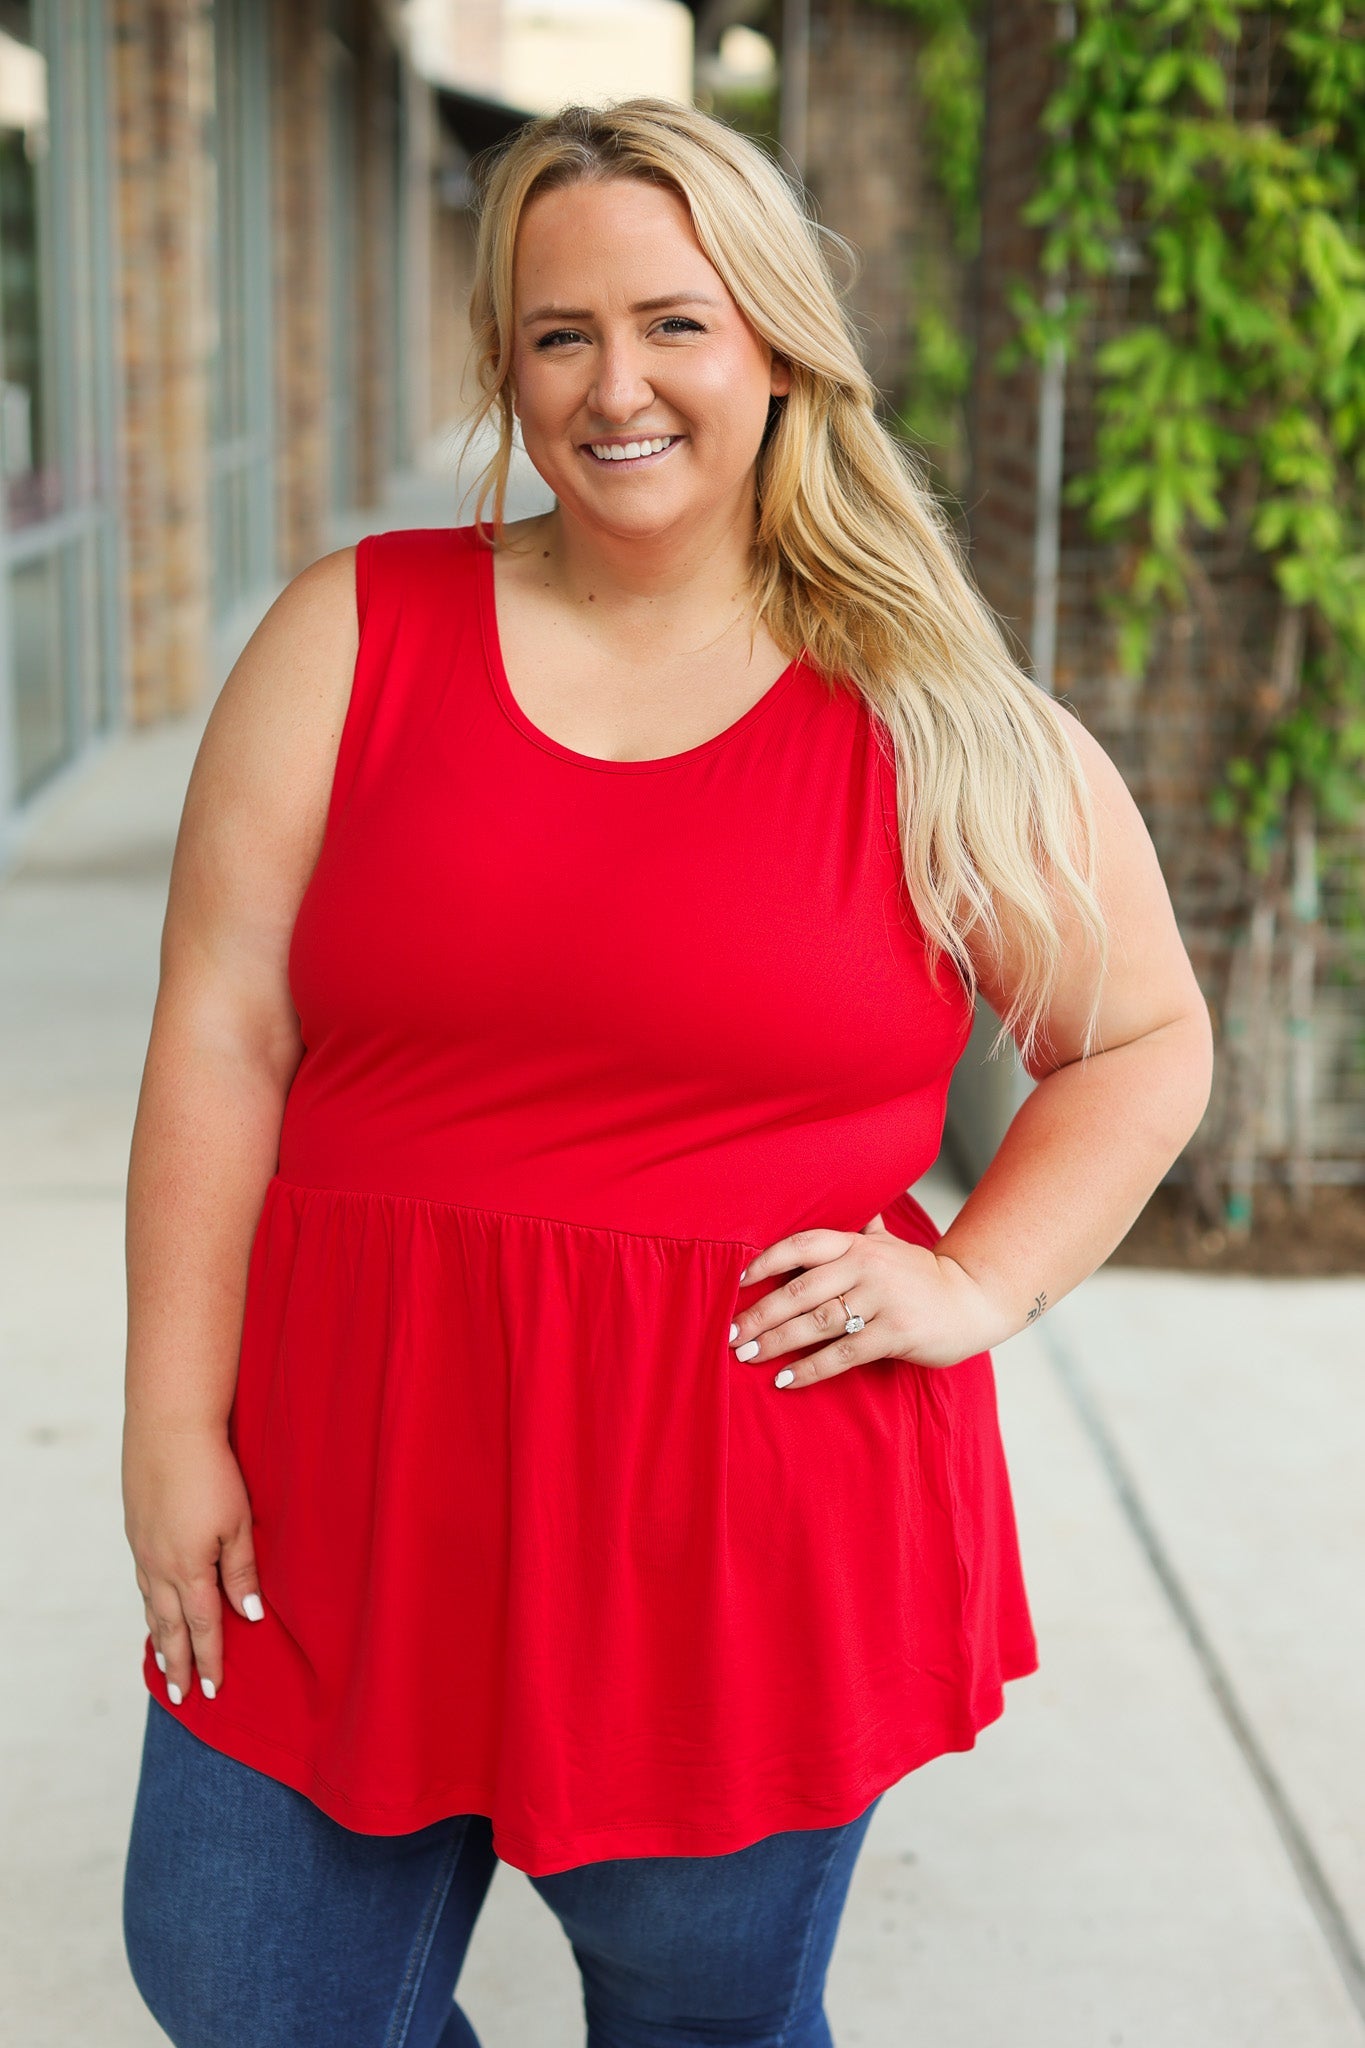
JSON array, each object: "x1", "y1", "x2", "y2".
[{"x1": 3, "y1": 461, "x2": 1364, "y2": 2045}]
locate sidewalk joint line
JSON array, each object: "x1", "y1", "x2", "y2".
[{"x1": 1040, "y1": 1319, "x2": 1365, "y2": 2027}]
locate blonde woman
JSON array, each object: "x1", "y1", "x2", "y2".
[{"x1": 121, "y1": 98, "x2": 1213, "y2": 2047}]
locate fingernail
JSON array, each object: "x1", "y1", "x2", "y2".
[
  {"x1": 166, "y1": 1681, "x2": 183, "y2": 1705},
  {"x1": 154, "y1": 1650, "x2": 166, "y2": 1673},
  {"x1": 736, "y1": 1340, "x2": 760, "y2": 1361},
  {"x1": 728, "y1": 1322, "x2": 739, "y2": 1342},
  {"x1": 738, "y1": 1267, "x2": 748, "y2": 1282},
  {"x1": 243, "y1": 1593, "x2": 264, "y2": 1622},
  {"x1": 200, "y1": 1678, "x2": 216, "y2": 1700},
  {"x1": 774, "y1": 1369, "x2": 795, "y2": 1388}
]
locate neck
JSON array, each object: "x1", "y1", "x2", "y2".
[{"x1": 531, "y1": 498, "x2": 760, "y2": 638}]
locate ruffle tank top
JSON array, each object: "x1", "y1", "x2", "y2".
[{"x1": 141, "y1": 523, "x2": 1037, "y2": 1875}]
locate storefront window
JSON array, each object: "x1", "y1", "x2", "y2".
[
  {"x1": 207, "y1": 0, "x2": 275, "y2": 619},
  {"x1": 0, "y1": 0, "x2": 116, "y2": 812},
  {"x1": 0, "y1": 12, "x2": 58, "y2": 530}
]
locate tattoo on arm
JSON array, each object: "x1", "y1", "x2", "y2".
[{"x1": 1025, "y1": 1290, "x2": 1048, "y2": 1325}]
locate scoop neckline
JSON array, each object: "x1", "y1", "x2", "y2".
[{"x1": 471, "y1": 527, "x2": 805, "y2": 775}]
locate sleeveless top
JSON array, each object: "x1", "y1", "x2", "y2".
[{"x1": 142, "y1": 524, "x2": 1037, "y2": 1876}]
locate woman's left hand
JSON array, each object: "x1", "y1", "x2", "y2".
[{"x1": 729, "y1": 1212, "x2": 1005, "y2": 1388}]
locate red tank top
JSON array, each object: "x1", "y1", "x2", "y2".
[{"x1": 144, "y1": 524, "x2": 1036, "y2": 1874}]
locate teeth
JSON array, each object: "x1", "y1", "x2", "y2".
[{"x1": 588, "y1": 436, "x2": 674, "y2": 461}]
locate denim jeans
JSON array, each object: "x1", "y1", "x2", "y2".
[{"x1": 123, "y1": 1697, "x2": 885, "y2": 2047}]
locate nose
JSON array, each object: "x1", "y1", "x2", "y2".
[{"x1": 588, "y1": 337, "x2": 656, "y2": 426}]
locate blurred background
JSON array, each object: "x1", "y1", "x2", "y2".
[{"x1": 1, "y1": 3, "x2": 1363, "y2": 2043}]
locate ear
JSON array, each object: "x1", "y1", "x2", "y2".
[{"x1": 769, "y1": 353, "x2": 792, "y2": 400}]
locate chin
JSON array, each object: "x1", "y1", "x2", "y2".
[{"x1": 565, "y1": 487, "x2": 693, "y2": 528}]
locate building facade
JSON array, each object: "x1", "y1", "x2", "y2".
[
  {"x1": 0, "y1": 2, "x2": 120, "y2": 835},
  {"x1": 963, "y1": 0, "x2": 1365, "y2": 1186},
  {"x1": 0, "y1": 0, "x2": 538, "y2": 864}
]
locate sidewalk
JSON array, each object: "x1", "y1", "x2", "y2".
[{"x1": 3, "y1": 455, "x2": 1364, "y2": 2045}]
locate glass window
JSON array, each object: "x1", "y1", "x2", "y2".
[
  {"x1": 0, "y1": 2, "x2": 118, "y2": 810},
  {"x1": 0, "y1": 10, "x2": 58, "y2": 529},
  {"x1": 207, "y1": 0, "x2": 275, "y2": 619}
]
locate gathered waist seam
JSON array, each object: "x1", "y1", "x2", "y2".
[{"x1": 267, "y1": 1172, "x2": 764, "y2": 1253}]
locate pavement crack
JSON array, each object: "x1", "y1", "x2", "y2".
[{"x1": 1041, "y1": 1318, "x2": 1365, "y2": 2030}]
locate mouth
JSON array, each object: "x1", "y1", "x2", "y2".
[{"x1": 579, "y1": 434, "x2": 684, "y2": 471}]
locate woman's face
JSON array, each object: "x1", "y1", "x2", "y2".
[{"x1": 509, "y1": 177, "x2": 791, "y2": 546}]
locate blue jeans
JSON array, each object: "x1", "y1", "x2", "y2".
[{"x1": 123, "y1": 1697, "x2": 885, "y2": 2046}]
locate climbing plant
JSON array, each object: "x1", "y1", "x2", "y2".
[
  {"x1": 998, "y1": 0, "x2": 1365, "y2": 1229},
  {"x1": 867, "y1": 0, "x2": 1365, "y2": 1229},
  {"x1": 869, "y1": 0, "x2": 985, "y2": 476},
  {"x1": 1003, "y1": 0, "x2": 1365, "y2": 827}
]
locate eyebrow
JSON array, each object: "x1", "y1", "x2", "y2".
[{"x1": 520, "y1": 293, "x2": 722, "y2": 327}]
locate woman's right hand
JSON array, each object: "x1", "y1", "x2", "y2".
[{"x1": 123, "y1": 1423, "x2": 264, "y2": 1706}]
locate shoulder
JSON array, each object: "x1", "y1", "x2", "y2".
[
  {"x1": 174, "y1": 546, "x2": 362, "y2": 891},
  {"x1": 968, "y1": 698, "x2": 1205, "y2": 1074},
  {"x1": 1048, "y1": 699, "x2": 1141, "y2": 822},
  {"x1": 226, "y1": 544, "x2": 362, "y2": 751},
  {"x1": 1045, "y1": 701, "x2": 1170, "y2": 909},
  {"x1": 264, "y1": 542, "x2": 360, "y2": 645}
]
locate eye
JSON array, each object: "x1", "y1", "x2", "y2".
[
  {"x1": 532, "y1": 316, "x2": 705, "y2": 351},
  {"x1": 534, "y1": 328, "x2": 586, "y2": 350}
]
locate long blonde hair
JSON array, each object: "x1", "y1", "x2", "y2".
[{"x1": 457, "y1": 97, "x2": 1107, "y2": 1067}]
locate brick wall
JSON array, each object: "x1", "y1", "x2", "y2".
[
  {"x1": 967, "y1": 0, "x2": 1364, "y2": 1171},
  {"x1": 110, "y1": 0, "x2": 418, "y2": 725},
  {"x1": 804, "y1": 0, "x2": 945, "y2": 423},
  {"x1": 352, "y1": 6, "x2": 400, "y2": 512},
  {"x1": 110, "y1": 0, "x2": 214, "y2": 722},
  {"x1": 269, "y1": 0, "x2": 330, "y2": 577}
]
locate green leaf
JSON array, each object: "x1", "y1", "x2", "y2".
[
  {"x1": 1187, "y1": 54, "x2": 1228, "y2": 112},
  {"x1": 1090, "y1": 465, "x2": 1155, "y2": 526},
  {"x1": 1138, "y1": 51, "x2": 1186, "y2": 105}
]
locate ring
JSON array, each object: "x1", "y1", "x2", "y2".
[{"x1": 836, "y1": 1291, "x2": 865, "y2": 1335}]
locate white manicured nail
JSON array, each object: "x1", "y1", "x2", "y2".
[
  {"x1": 738, "y1": 1267, "x2": 748, "y2": 1282},
  {"x1": 774, "y1": 1369, "x2": 795, "y2": 1388},
  {"x1": 166, "y1": 1681, "x2": 183, "y2": 1705},
  {"x1": 243, "y1": 1593, "x2": 264, "y2": 1622},
  {"x1": 736, "y1": 1340, "x2": 760, "y2": 1361},
  {"x1": 728, "y1": 1323, "x2": 739, "y2": 1342},
  {"x1": 200, "y1": 1678, "x2": 216, "y2": 1700},
  {"x1": 154, "y1": 1650, "x2": 166, "y2": 1673}
]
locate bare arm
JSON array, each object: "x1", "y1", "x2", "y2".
[
  {"x1": 932, "y1": 707, "x2": 1215, "y2": 1343},
  {"x1": 122, "y1": 545, "x2": 359, "y2": 1704}
]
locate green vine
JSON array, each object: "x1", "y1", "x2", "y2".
[
  {"x1": 871, "y1": 0, "x2": 984, "y2": 465},
  {"x1": 999, "y1": 0, "x2": 1365, "y2": 881},
  {"x1": 895, "y1": 0, "x2": 984, "y2": 260}
]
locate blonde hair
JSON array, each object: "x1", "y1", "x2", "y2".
[{"x1": 457, "y1": 97, "x2": 1107, "y2": 1067}]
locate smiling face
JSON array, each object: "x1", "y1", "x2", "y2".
[{"x1": 509, "y1": 177, "x2": 791, "y2": 547}]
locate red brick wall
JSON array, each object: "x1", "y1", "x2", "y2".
[
  {"x1": 110, "y1": 0, "x2": 213, "y2": 721},
  {"x1": 967, "y1": 0, "x2": 1365, "y2": 1172},
  {"x1": 967, "y1": 0, "x2": 1336, "y2": 1164},
  {"x1": 804, "y1": 0, "x2": 944, "y2": 422},
  {"x1": 269, "y1": 0, "x2": 331, "y2": 577}
]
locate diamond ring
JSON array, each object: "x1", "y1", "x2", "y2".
[{"x1": 836, "y1": 1292, "x2": 865, "y2": 1335}]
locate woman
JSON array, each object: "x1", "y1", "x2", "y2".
[{"x1": 121, "y1": 97, "x2": 1213, "y2": 2047}]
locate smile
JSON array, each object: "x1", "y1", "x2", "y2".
[{"x1": 581, "y1": 435, "x2": 683, "y2": 469}]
